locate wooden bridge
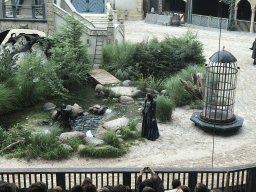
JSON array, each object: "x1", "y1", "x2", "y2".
[{"x1": 89, "y1": 68, "x2": 120, "y2": 85}]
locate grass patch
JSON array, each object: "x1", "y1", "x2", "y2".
[
  {"x1": 103, "y1": 130, "x2": 121, "y2": 148},
  {"x1": 79, "y1": 145, "x2": 128, "y2": 158},
  {"x1": 164, "y1": 65, "x2": 206, "y2": 107},
  {"x1": 65, "y1": 139, "x2": 84, "y2": 151},
  {"x1": 189, "y1": 99, "x2": 204, "y2": 109},
  {"x1": 156, "y1": 95, "x2": 175, "y2": 122}
]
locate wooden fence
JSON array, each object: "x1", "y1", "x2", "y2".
[{"x1": 1, "y1": 164, "x2": 256, "y2": 191}]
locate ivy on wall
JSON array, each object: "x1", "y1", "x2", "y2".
[{"x1": 223, "y1": 0, "x2": 236, "y2": 30}]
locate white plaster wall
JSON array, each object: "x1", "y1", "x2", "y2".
[{"x1": 115, "y1": 0, "x2": 137, "y2": 11}]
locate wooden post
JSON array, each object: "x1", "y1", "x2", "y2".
[
  {"x1": 250, "y1": 7, "x2": 255, "y2": 33},
  {"x1": 56, "y1": 173, "x2": 66, "y2": 190},
  {"x1": 123, "y1": 172, "x2": 131, "y2": 187},
  {"x1": 188, "y1": 172, "x2": 197, "y2": 191}
]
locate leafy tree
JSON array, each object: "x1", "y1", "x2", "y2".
[{"x1": 49, "y1": 15, "x2": 93, "y2": 86}]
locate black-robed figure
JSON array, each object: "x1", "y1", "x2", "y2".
[
  {"x1": 250, "y1": 38, "x2": 256, "y2": 65},
  {"x1": 141, "y1": 93, "x2": 160, "y2": 141}
]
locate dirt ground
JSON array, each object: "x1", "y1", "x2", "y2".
[{"x1": 1, "y1": 21, "x2": 256, "y2": 169}]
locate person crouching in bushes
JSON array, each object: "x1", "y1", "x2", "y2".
[
  {"x1": 0, "y1": 181, "x2": 17, "y2": 192},
  {"x1": 137, "y1": 167, "x2": 164, "y2": 192},
  {"x1": 141, "y1": 93, "x2": 160, "y2": 141},
  {"x1": 28, "y1": 182, "x2": 48, "y2": 192}
]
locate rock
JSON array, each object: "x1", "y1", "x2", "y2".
[
  {"x1": 146, "y1": 88, "x2": 153, "y2": 92},
  {"x1": 161, "y1": 90, "x2": 167, "y2": 95},
  {"x1": 109, "y1": 86, "x2": 138, "y2": 97},
  {"x1": 13, "y1": 36, "x2": 29, "y2": 53},
  {"x1": 131, "y1": 90, "x2": 145, "y2": 98},
  {"x1": 59, "y1": 131, "x2": 86, "y2": 142},
  {"x1": 102, "y1": 117, "x2": 129, "y2": 131},
  {"x1": 95, "y1": 84, "x2": 105, "y2": 92},
  {"x1": 137, "y1": 98, "x2": 145, "y2": 101},
  {"x1": 116, "y1": 130, "x2": 122, "y2": 135},
  {"x1": 119, "y1": 96, "x2": 134, "y2": 104},
  {"x1": 102, "y1": 99, "x2": 108, "y2": 102},
  {"x1": 78, "y1": 144, "x2": 86, "y2": 152},
  {"x1": 123, "y1": 80, "x2": 132, "y2": 86},
  {"x1": 112, "y1": 98, "x2": 119, "y2": 103},
  {"x1": 136, "y1": 123, "x2": 142, "y2": 132},
  {"x1": 139, "y1": 101, "x2": 144, "y2": 105},
  {"x1": 93, "y1": 104, "x2": 101, "y2": 109},
  {"x1": 62, "y1": 144, "x2": 73, "y2": 151},
  {"x1": 88, "y1": 107, "x2": 94, "y2": 112},
  {"x1": 50, "y1": 109, "x2": 58, "y2": 120},
  {"x1": 43, "y1": 102, "x2": 56, "y2": 111},
  {"x1": 98, "y1": 105, "x2": 108, "y2": 115},
  {"x1": 5, "y1": 43, "x2": 15, "y2": 54},
  {"x1": 84, "y1": 137, "x2": 105, "y2": 146},
  {"x1": 72, "y1": 103, "x2": 83, "y2": 116},
  {"x1": 31, "y1": 43, "x2": 47, "y2": 62},
  {"x1": 13, "y1": 52, "x2": 28, "y2": 65},
  {"x1": 153, "y1": 90, "x2": 159, "y2": 94},
  {"x1": 94, "y1": 127, "x2": 107, "y2": 139}
]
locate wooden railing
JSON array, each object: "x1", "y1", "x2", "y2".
[{"x1": 2, "y1": 164, "x2": 256, "y2": 191}]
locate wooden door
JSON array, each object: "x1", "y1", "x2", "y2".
[
  {"x1": 72, "y1": 0, "x2": 89, "y2": 13},
  {"x1": 72, "y1": 0, "x2": 104, "y2": 13},
  {"x1": 88, "y1": 0, "x2": 104, "y2": 13}
]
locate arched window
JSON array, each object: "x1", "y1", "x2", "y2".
[
  {"x1": 237, "y1": 0, "x2": 251, "y2": 20},
  {"x1": 163, "y1": 0, "x2": 186, "y2": 13},
  {"x1": 192, "y1": 0, "x2": 229, "y2": 18}
]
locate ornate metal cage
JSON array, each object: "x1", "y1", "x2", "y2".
[{"x1": 201, "y1": 49, "x2": 238, "y2": 123}]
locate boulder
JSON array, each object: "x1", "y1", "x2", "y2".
[
  {"x1": 62, "y1": 144, "x2": 73, "y2": 151},
  {"x1": 112, "y1": 98, "x2": 119, "y2": 103},
  {"x1": 66, "y1": 103, "x2": 83, "y2": 116},
  {"x1": 78, "y1": 144, "x2": 86, "y2": 152},
  {"x1": 43, "y1": 102, "x2": 56, "y2": 111},
  {"x1": 102, "y1": 117, "x2": 129, "y2": 131},
  {"x1": 116, "y1": 130, "x2": 122, "y2": 135},
  {"x1": 89, "y1": 104, "x2": 108, "y2": 115},
  {"x1": 31, "y1": 43, "x2": 47, "y2": 62},
  {"x1": 136, "y1": 123, "x2": 142, "y2": 132},
  {"x1": 13, "y1": 36, "x2": 29, "y2": 53},
  {"x1": 59, "y1": 131, "x2": 86, "y2": 142},
  {"x1": 95, "y1": 84, "x2": 105, "y2": 92},
  {"x1": 131, "y1": 90, "x2": 145, "y2": 98},
  {"x1": 72, "y1": 103, "x2": 83, "y2": 116},
  {"x1": 13, "y1": 52, "x2": 28, "y2": 65},
  {"x1": 50, "y1": 109, "x2": 58, "y2": 120},
  {"x1": 123, "y1": 80, "x2": 132, "y2": 86},
  {"x1": 84, "y1": 137, "x2": 105, "y2": 146},
  {"x1": 98, "y1": 105, "x2": 108, "y2": 115},
  {"x1": 119, "y1": 96, "x2": 134, "y2": 104},
  {"x1": 93, "y1": 127, "x2": 106, "y2": 139}
]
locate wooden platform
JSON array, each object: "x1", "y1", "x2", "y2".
[{"x1": 89, "y1": 68, "x2": 120, "y2": 85}]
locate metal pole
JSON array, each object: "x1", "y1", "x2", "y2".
[
  {"x1": 31, "y1": 0, "x2": 36, "y2": 19},
  {"x1": 2, "y1": 0, "x2": 6, "y2": 18}
]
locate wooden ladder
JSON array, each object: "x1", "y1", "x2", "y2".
[{"x1": 93, "y1": 35, "x2": 104, "y2": 67}]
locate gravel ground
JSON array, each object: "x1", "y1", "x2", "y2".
[{"x1": 0, "y1": 20, "x2": 256, "y2": 169}]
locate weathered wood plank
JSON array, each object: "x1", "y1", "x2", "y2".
[{"x1": 89, "y1": 68, "x2": 120, "y2": 85}]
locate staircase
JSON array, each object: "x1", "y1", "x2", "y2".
[{"x1": 80, "y1": 13, "x2": 109, "y2": 29}]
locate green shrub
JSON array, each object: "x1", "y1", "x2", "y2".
[
  {"x1": 121, "y1": 128, "x2": 139, "y2": 140},
  {"x1": 0, "y1": 48, "x2": 16, "y2": 84},
  {"x1": 128, "y1": 118, "x2": 139, "y2": 131},
  {"x1": 102, "y1": 30, "x2": 206, "y2": 80},
  {"x1": 0, "y1": 83, "x2": 18, "y2": 114},
  {"x1": 0, "y1": 126, "x2": 9, "y2": 148},
  {"x1": 103, "y1": 130, "x2": 121, "y2": 148},
  {"x1": 156, "y1": 95, "x2": 175, "y2": 122},
  {"x1": 15, "y1": 53, "x2": 68, "y2": 106},
  {"x1": 102, "y1": 41, "x2": 139, "y2": 81},
  {"x1": 79, "y1": 145, "x2": 128, "y2": 158},
  {"x1": 66, "y1": 139, "x2": 84, "y2": 151},
  {"x1": 21, "y1": 127, "x2": 68, "y2": 160},
  {"x1": 135, "y1": 75, "x2": 165, "y2": 92},
  {"x1": 50, "y1": 15, "x2": 93, "y2": 86},
  {"x1": 189, "y1": 100, "x2": 204, "y2": 109},
  {"x1": 164, "y1": 65, "x2": 206, "y2": 106}
]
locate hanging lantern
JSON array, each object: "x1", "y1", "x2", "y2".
[{"x1": 190, "y1": 49, "x2": 244, "y2": 131}]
